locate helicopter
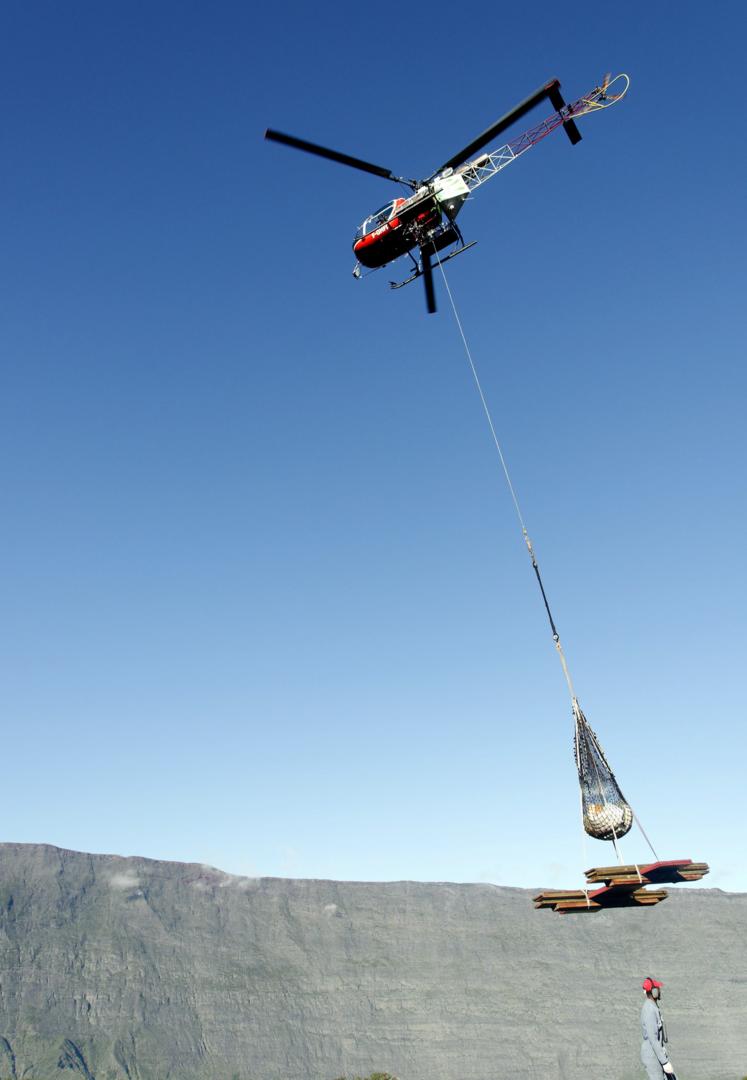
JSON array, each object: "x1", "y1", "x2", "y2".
[{"x1": 265, "y1": 74, "x2": 628, "y2": 313}]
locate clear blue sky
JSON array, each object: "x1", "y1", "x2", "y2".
[{"x1": 2, "y1": 1, "x2": 745, "y2": 892}]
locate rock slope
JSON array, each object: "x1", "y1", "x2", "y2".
[{"x1": 0, "y1": 843, "x2": 744, "y2": 1080}]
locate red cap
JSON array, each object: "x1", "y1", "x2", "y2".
[{"x1": 642, "y1": 977, "x2": 663, "y2": 991}]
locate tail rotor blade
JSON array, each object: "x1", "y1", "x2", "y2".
[
  {"x1": 421, "y1": 249, "x2": 436, "y2": 314},
  {"x1": 546, "y1": 83, "x2": 582, "y2": 145}
]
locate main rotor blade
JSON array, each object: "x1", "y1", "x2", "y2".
[
  {"x1": 421, "y1": 249, "x2": 436, "y2": 314},
  {"x1": 432, "y1": 78, "x2": 568, "y2": 175},
  {"x1": 265, "y1": 129, "x2": 401, "y2": 182}
]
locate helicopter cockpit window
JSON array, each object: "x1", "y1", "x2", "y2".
[{"x1": 355, "y1": 201, "x2": 397, "y2": 239}]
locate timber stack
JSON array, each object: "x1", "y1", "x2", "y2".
[{"x1": 534, "y1": 859, "x2": 710, "y2": 914}]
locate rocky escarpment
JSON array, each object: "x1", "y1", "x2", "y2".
[{"x1": 0, "y1": 843, "x2": 745, "y2": 1080}]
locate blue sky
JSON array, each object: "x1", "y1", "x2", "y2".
[{"x1": 2, "y1": 1, "x2": 745, "y2": 893}]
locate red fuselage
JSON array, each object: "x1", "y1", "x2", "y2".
[{"x1": 352, "y1": 195, "x2": 441, "y2": 269}]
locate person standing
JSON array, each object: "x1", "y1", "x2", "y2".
[{"x1": 641, "y1": 976, "x2": 675, "y2": 1080}]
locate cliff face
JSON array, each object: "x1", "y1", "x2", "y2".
[{"x1": 0, "y1": 843, "x2": 744, "y2": 1080}]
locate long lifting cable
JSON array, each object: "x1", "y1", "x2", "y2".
[
  {"x1": 432, "y1": 248, "x2": 576, "y2": 702},
  {"x1": 432, "y1": 246, "x2": 659, "y2": 864}
]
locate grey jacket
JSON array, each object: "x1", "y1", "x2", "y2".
[{"x1": 641, "y1": 997, "x2": 669, "y2": 1066}]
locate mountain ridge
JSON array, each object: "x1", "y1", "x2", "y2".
[{"x1": 0, "y1": 842, "x2": 744, "y2": 1080}]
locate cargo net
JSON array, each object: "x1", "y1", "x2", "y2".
[{"x1": 574, "y1": 705, "x2": 633, "y2": 841}]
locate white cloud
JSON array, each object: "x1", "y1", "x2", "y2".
[
  {"x1": 189, "y1": 865, "x2": 261, "y2": 891},
  {"x1": 108, "y1": 870, "x2": 141, "y2": 890}
]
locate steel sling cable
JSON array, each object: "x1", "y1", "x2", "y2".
[
  {"x1": 432, "y1": 248, "x2": 576, "y2": 703},
  {"x1": 431, "y1": 246, "x2": 659, "y2": 865}
]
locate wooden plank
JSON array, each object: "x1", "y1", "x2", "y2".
[
  {"x1": 533, "y1": 889, "x2": 589, "y2": 900},
  {"x1": 584, "y1": 864, "x2": 636, "y2": 877},
  {"x1": 584, "y1": 859, "x2": 709, "y2": 886},
  {"x1": 536, "y1": 858, "x2": 707, "y2": 914},
  {"x1": 555, "y1": 900, "x2": 602, "y2": 912},
  {"x1": 586, "y1": 869, "x2": 647, "y2": 880},
  {"x1": 533, "y1": 890, "x2": 590, "y2": 908},
  {"x1": 585, "y1": 859, "x2": 691, "y2": 877},
  {"x1": 601, "y1": 876, "x2": 651, "y2": 887}
]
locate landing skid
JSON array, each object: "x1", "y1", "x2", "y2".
[{"x1": 389, "y1": 241, "x2": 477, "y2": 290}]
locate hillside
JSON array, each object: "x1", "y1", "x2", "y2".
[{"x1": 0, "y1": 843, "x2": 744, "y2": 1079}]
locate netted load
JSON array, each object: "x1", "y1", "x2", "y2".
[{"x1": 574, "y1": 704, "x2": 633, "y2": 841}]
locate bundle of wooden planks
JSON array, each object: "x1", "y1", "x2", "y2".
[
  {"x1": 585, "y1": 860, "x2": 709, "y2": 886},
  {"x1": 534, "y1": 859, "x2": 709, "y2": 914}
]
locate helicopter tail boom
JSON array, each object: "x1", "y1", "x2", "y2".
[{"x1": 455, "y1": 74, "x2": 630, "y2": 196}]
